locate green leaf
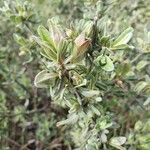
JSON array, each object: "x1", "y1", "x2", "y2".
[
  {"x1": 101, "y1": 132, "x2": 107, "y2": 143},
  {"x1": 95, "y1": 55, "x2": 114, "y2": 72},
  {"x1": 143, "y1": 97, "x2": 150, "y2": 106},
  {"x1": 81, "y1": 90, "x2": 100, "y2": 97},
  {"x1": 134, "y1": 81, "x2": 147, "y2": 93},
  {"x1": 57, "y1": 39, "x2": 68, "y2": 62},
  {"x1": 90, "y1": 105, "x2": 101, "y2": 116},
  {"x1": 110, "y1": 137, "x2": 126, "y2": 150},
  {"x1": 85, "y1": 144, "x2": 97, "y2": 150},
  {"x1": 32, "y1": 36, "x2": 57, "y2": 61},
  {"x1": 100, "y1": 36, "x2": 110, "y2": 47},
  {"x1": 82, "y1": 20, "x2": 93, "y2": 35},
  {"x1": 13, "y1": 34, "x2": 27, "y2": 46},
  {"x1": 75, "y1": 79, "x2": 87, "y2": 88},
  {"x1": 34, "y1": 70, "x2": 58, "y2": 88},
  {"x1": 112, "y1": 27, "x2": 134, "y2": 48},
  {"x1": 47, "y1": 18, "x2": 64, "y2": 44},
  {"x1": 116, "y1": 62, "x2": 130, "y2": 76},
  {"x1": 56, "y1": 113, "x2": 78, "y2": 126},
  {"x1": 134, "y1": 121, "x2": 143, "y2": 131},
  {"x1": 37, "y1": 25, "x2": 56, "y2": 51},
  {"x1": 110, "y1": 137, "x2": 126, "y2": 146},
  {"x1": 111, "y1": 44, "x2": 129, "y2": 50},
  {"x1": 136, "y1": 60, "x2": 148, "y2": 71}
]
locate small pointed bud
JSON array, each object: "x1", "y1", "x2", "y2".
[{"x1": 72, "y1": 33, "x2": 91, "y2": 62}]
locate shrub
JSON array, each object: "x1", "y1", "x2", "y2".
[{"x1": 0, "y1": 0, "x2": 149, "y2": 149}]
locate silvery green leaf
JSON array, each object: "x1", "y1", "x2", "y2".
[
  {"x1": 143, "y1": 97, "x2": 150, "y2": 106},
  {"x1": 34, "y1": 70, "x2": 58, "y2": 88},
  {"x1": 101, "y1": 132, "x2": 107, "y2": 143},
  {"x1": 37, "y1": 25, "x2": 56, "y2": 50},
  {"x1": 47, "y1": 18, "x2": 64, "y2": 44},
  {"x1": 98, "y1": 120, "x2": 107, "y2": 130},
  {"x1": 116, "y1": 62, "x2": 130, "y2": 76},
  {"x1": 110, "y1": 136, "x2": 126, "y2": 146},
  {"x1": 85, "y1": 144, "x2": 96, "y2": 150},
  {"x1": 100, "y1": 55, "x2": 114, "y2": 72},
  {"x1": 75, "y1": 79, "x2": 87, "y2": 88},
  {"x1": 111, "y1": 44, "x2": 129, "y2": 50},
  {"x1": 56, "y1": 113, "x2": 78, "y2": 126},
  {"x1": 90, "y1": 105, "x2": 101, "y2": 116},
  {"x1": 134, "y1": 121, "x2": 142, "y2": 131},
  {"x1": 134, "y1": 81, "x2": 147, "y2": 93},
  {"x1": 136, "y1": 60, "x2": 148, "y2": 71},
  {"x1": 57, "y1": 39, "x2": 68, "y2": 60},
  {"x1": 110, "y1": 144, "x2": 126, "y2": 150},
  {"x1": 32, "y1": 36, "x2": 57, "y2": 61},
  {"x1": 100, "y1": 36, "x2": 110, "y2": 47},
  {"x1": 80, "y1": 127, "x2": 89, "y2": 140},
  {"x1": 81, "y1": 90, "x2": 100, "y2": 97},
  {"x1": 65, "y1": 64, "x2": 76, "y2": 70},
  {"x1": 82, "y1": 20, "x2": 93, "y2": 35},
  {"x1": 110, "y1": 137, "x2": 126, "y2": 150},
  {"x1": 13, "y1": 34, "x2": 27, "y2": 46},
  {"x1": 112, "y1": 27, "x2": 134, "y2": 47}
]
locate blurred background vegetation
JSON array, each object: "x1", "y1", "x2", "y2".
[{"x1": 0, "y1": 0, "x2": 149, "y2": 149}]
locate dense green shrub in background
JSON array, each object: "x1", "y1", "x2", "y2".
[{"x1": 0, "y1": 0, "x2": 149, "y2": 150}]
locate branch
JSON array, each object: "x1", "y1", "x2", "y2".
[{"x1": 61, "y1": 63, "x2": 83, "y2": 105}]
